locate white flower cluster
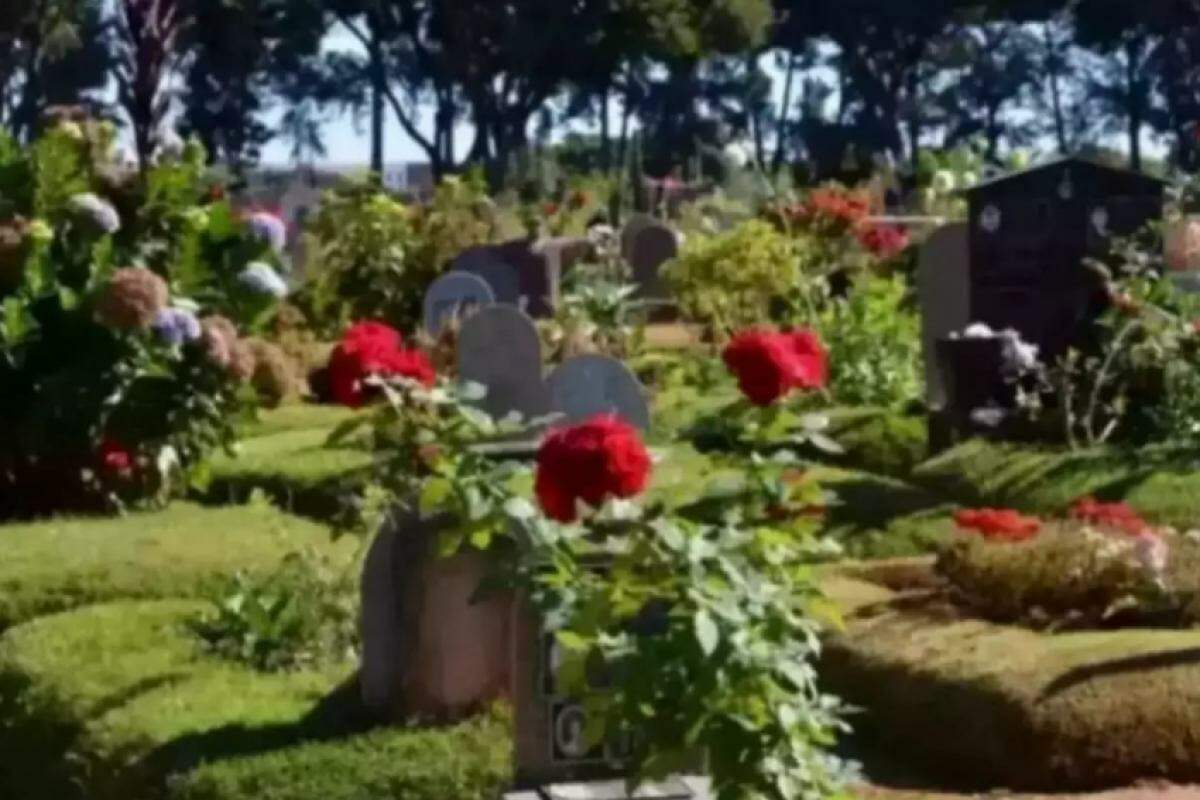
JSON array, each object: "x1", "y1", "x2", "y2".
[{"x1": 954, "y1": 322, "x2": 1041, "y2": 376}]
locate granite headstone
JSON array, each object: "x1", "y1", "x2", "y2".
[
  {"x1": 453, "y1": 245, "x2": 523, "y2": 307},
  {"x1": 916, "y1": 223, "x2": 970, "y2": 409},
  {"x1": 628, "y1": 223, "x2": 678, "y2": 300},
  {"x1": 546, "y1": 354, "x2": 651, "y2": 431},
  {"x1": 457, "y1": 305, "x2": 551, "y2": 421},
  {"x1": 422, "y1": 271, "x2": 495, "y2": 336}
]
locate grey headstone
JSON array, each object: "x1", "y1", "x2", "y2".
[
  {"x1": 629, "y1": 224, "x2": 678, "y2": 300},
  {"x1": 457, "y1": 305, "x2": 551, "y2": 421},
  {"x1": 452, "y1": 245, "x2": 522, "y2": 306},
  {"x1": 422, "y1": 271, "x2": 495, "y2": 335},
  {"x1": 917, "y1": 223, "x2": 970, "y2": 409},
  {"x1": 546, "y1": 354, "x2": 651, "y2": 431}
]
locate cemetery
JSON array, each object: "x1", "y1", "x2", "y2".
[{"x1": 11, "y1": 3, "x2": 1200, "y2": 795}]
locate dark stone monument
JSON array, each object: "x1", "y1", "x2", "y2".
[
  {"x1": 453, "y1": 245, "x2": 523, "y2": 307},
  {"x1": 458, "y1": 305, "x2": 551, "y2": 422},
  {"x1": 628, "y1": 223, "x2": 678, "y2": 301},
  {"x1": 546, "y1": 354, "x2": 651, "y2": 431}
]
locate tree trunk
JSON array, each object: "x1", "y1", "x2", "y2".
[
  {"x1": 1042, "y1": 23, "x2": 1068, "y2": 154},
  {"x1": 599, "y1": 84, "x2": 611, "y2": 172},
  {"x1": 1126, "y1": 40, "x2": 1143, "y2": 172},
  {"x1": 368, "y1": 29, "x2": 386, "y2": 175},
  {"x1": 772, "y1": 53, "x2": 797, "y2": 174}
]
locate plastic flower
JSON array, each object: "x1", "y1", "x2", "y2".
[
  {"x1": 535, "y1": 414, "x2": 652, "y2": 523},
  {"x1": 238, "y1": 261, "x2": 289, "y2": 298},
  {"x1": 954, "y1": 508, "x2": 1041, "y2": 542},
  {"x1": 151, "y1": 307, "x2": 202, "y2": 347},
  {"x1": 722, "y1": 329, "x2": 828, "y2": 406},
  {"x1": 245, "y1": 210, "x2": 288, "y2": 253},
  {"x1": 95, "y1": 267, "x2": 169, "y2": 330},
  {"x1": 69, "y1": 192, "x2": 121, "y2": 234},
  {"x1": 1070, "y1": 497, "x2": 1149, "y2": 536},
  {"x1": 327, "y1": 321, "x2": 435, "y2": 407}
]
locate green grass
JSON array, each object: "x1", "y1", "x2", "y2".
[
  {"x1": 241, "y1": 404, "x2": 362, "y2": 440},
  {"x1": 822, "y1": 565, "x2": 1200, "y2": 790},
  {"x1": 0, "y1": 501, "x2": 352, "y2": 631},
  {"x1": 0, "y1": 599, "x2": 512, "y2": 800}
]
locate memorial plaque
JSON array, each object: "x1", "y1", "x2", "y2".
[
  {"x1": 457, "y1": 305, "x2": 551, "y2": 422},
  {"x1": 546, "y1": 354, "x2": 651, "y2": 431},
  {"x1": 629, "y1": 223, "x2": 678, "y2": 300},
  {"x1": 453, "y1": 245, "x2": 523, "y2": 306},
  {"x1": 916, "y1": 223, "x2": 969, "y2": 409},
  {"x1": 422, "y1": 271, "x2": 495, "y2": 336}
]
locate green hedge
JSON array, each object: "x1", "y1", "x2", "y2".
[
  {"x1": 168, "y1": 710, "x2": 511, "y2": 800},
  {"x1": 0, "y1": 502, "x2": 351, "y2": 631},
  {"x1": 0, "y1": 599, "x2": 512, "y2": 800}
]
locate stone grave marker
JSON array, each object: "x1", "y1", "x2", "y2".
[
  {"x1": 532, "y1": 236, "x2": 594, "y2": 317},
  {"x1": 628, "y1": 223, "x2": 678, "y2": 300},
  {"x1": 457, "y1": 305, "x2": 551, "y2": 422},
  {"x1": 452, "y1": 245, "x2": 523, "y2": 307},
  {"x1": 546, "y1": 354, "x2": 651, "y2": 431},
  {"x1": 620, "y1": 213, "x2": 656, "y2": 264},
  {"x1": 422, "y1": 270, "x2": 495, "y2": 336},
  {"x1": 916, "y1": 223, "x2": 969, "y2": 409}
]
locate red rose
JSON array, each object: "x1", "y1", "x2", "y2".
[
  {"x1": 98, "y1": 438, "x2": 135, "y2": 477},
  {"x1": 535, "y1": 415, "x2": 652, "y2": 523},
  {"x1": 856, "y1": 224, "x2": 910, "y2": 259},
  {"x1": 722, "y1": 329, "x2": 828, "y2": 406},
  {"x1": 954, "y1": 508, "x2": 1041, "y2": 542},
  {"x1": 1070, "y1": 497, "x2": 1149, "y2": 536},
  {"x1": 328, "y1": 321, "x2": 435, "y2": 407}
]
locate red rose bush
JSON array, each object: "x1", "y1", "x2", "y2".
[
  {"x1": 722, "y1": 329, "x2": 828, "y2": 407},
  {"x1": 327, "y1": 321, "x2": 436, "y2": 407},
  {"x1": 535, "y1": 415, "x2": 652, "y2": 523}
]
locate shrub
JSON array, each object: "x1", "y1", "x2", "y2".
[
  {"x1": 663, "y1": 219, "x2": 815, "y2": 339},
  {"x1": 817, "y1": 276, "x2": 921, "y2": 409}
]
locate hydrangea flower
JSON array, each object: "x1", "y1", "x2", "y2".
[
  {"x1": 69, "y1": 192, "x2": 121, "y2": 234},
  {"x1": 238, "y1": 261, "x2": 289, "y2": 298},
  {"x1": 246, "y1": 211, "x2": 287, "y2": 253},
  {"x1": 96, "y1": 267, "x2": 169, "y2": 330},
  {"x1": 151, "y1": 307, "x2": 202, "y2": 347}
]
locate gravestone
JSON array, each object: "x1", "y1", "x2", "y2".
[
  {"x1": 422, "y1": 271, "x2": 495, "y2": 336},
  {"x1": 629, "y1": 223, "x2": 678, "y2": 300},
  {"x1": 546, "y1": 354, "x2": 651, "y2": 431},
  {"x1": 457, "y1": 305, "x2": 551, "y2": 422},
  {"x1": 453, "y1": 245, "x2": 523, "y2": 307},
  {"x1": 916, "y1": 223, "x2": 970, "y2": 409},
  {"x1": 620, "y1": 213, "x2": 656, "y2": 264},
  {"x1": 532, "y1": 236, "x2": 594, "y2": 317}
]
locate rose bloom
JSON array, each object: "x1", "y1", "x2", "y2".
[
  {"x1": 1070, "y1": 497, "x2": 1149, "y2": 536},
  {"x1": 954, "y1": 508, "x2": 1041, "y2": 542},
  {"x1": 535, "y1": 414, "x2": 652, "y2": 523},
  {"x1": 97, "y1": 438, "x2": 135, "y2": 477},
  {"x1": 542, "y1": 202, "x2": 560, "y2": 217},
  {"x1": 722, "y1": 329, "x2": 829, "y2": 406},
  {"x1": 856, "y1": 223, "x2": 910, "y2": 259},
  {"x1": 327, "y1": 321, "x2": 435, "y2": 407}
]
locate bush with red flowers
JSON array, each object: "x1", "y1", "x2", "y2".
[
  {"x1": 326, "y1": 321, "x2": 436, "y2": 407},
  {"x1": 953, "y1": 507, "x2": 1042, "y2": 542},
  {"x1": 855, "y1": 223, "x2": 910, "y2": 260},
  {"x1": 722, "y1": 329, "x2": 828, "y2": 407},
  {"x1": 534, "y1": 415, "x2": 652, "y2": 523},
  {"x1": 1070, "y1": 497, "x2": 1150, "y2": 536}
]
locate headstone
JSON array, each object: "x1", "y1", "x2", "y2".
[
  {"x1": 628, "y1": 223, "x2": 678, "y2": 300},
  {"x1": 916, "y1": 223, "x2": 969, "y2": 409},
  {"x1": 546, "y1": 354, "x2": 651, "y2": 431},
  {"x1": 422, "y1": 271, "x2": 495, "y2": 336},
  {"x1": 497, "y1": 238, "x2": 552, "y2": 318},
  {"x1": 620, "y1": 213, "x2": 656, "y2": 264},
  {"x1": 533, "y1": 236, "x2": 594, "y2": 317},
  {"x1": 457, "y1": 305, "x2": 551, "y2": 422},
  {"x1": 452, "y1": 245, "x2": 523, "y2": 306}
]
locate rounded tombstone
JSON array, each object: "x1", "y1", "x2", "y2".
[
  {"x1": 457, "y1": 305, "x2": 551, "y2": 423},
  {"x1": 619, "y1": 213, "x2": 656, "y2": 264},
  {"x1": 629, "y1": 222, "x2": 679, "y2": 300},
  {"x1": 451, "y1": 245, "x2": 522, "y2": 306},
  {"x1": 546, "y1": 353, "x2": 651, "y2": 431},
  {"x1": 422, "y1": 270, "x2": 495, "y2": 336}
]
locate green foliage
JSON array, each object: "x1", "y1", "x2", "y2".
[
  {"x1": 522, "y1": 456, "x2": 849, "y2": 800},
  {"x1": 191, "y1": 547, "x2": 359, "y2": 672},
  {"x1": 663, "y1": 219, "x2": 816, "y2": 339},
  {"x1": 166, "y1": 708, "x2": 513, "y2": 800},
  {"x1": 937, "y1": 525, "x2": 1197, "y2": 630},
  {"x1": 548, "y1": 228, "x2": 645, "y2": 359},
  {"x1": 817, "y1": 276, "x2": 921, "y2": 409},
  {"x1": 301, "y1": 175, "x2": 496, "y2": 335}
]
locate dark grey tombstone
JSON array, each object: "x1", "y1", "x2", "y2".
[
  {"x1": 917, "y1": 223, "x2": 969, "y2": 409},
  {"x1": 620, "y1": 213, "x2": 656, "y2": 264},
  {"x1": 546, "y1": 354, "x2": 651, "y2": 431},
  {"x1": 457, "y1": 305, "x2": 551, "y2": 421},
  {"x1": 629, "y1": 223, "x2": 678, "y2": 300},
  {"x1": 452, "y1": 245, "x2": 522, "y2": 306},
  {"x1": 422, "y1": 271, "x2": 495, "y2": 336}
]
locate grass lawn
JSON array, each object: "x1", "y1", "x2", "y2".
[{"x1": 0, "y1": 501, "x2": 353, "y2": 631}]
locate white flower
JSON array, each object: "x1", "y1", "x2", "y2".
[
  {"x1": 69, "y1": 192, "x2": 121, "y2": 234},
  {"x1": 999, "y1": 329, "x2": 1040, "y2": 374},
  {"x1": 970, "y1": 407, "x2": 1007, "y2": 428},
  {"x1": 960, "y1": 322, "x2": 996, "y2": 339},
  {"x1": 237, "y1": 261, "x2": 289, "y2": 298},
  {"x1": 246, "y1": 211, "x2": 288, "y2": 254}
]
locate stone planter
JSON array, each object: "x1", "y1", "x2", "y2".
[
  {"x1": 360, "y1": 513, "x2": 513, "y2": 721},
  {"x1": 821, "y1": 559, "x2": 1200, "y2": 791}
]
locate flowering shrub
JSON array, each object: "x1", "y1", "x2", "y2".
[
  {"x1": 953, "y1": 508, "x2": 1042, "y2": 542},
  {"x1": 1070, "y1": 497, "x2": 1150, "y2": 536},
  {"x1": 534, "y1": 415, "x2": 651, "y2": 522},
  {"x1": 0, "y1": 126, "x2": 270, "y2": 515},
  {"x1": 936, "y1": 516, "x2": 1199, "y2": 630},
  {"x1": 326, "y1": 321, "x2": 435, "y2": 408}
]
